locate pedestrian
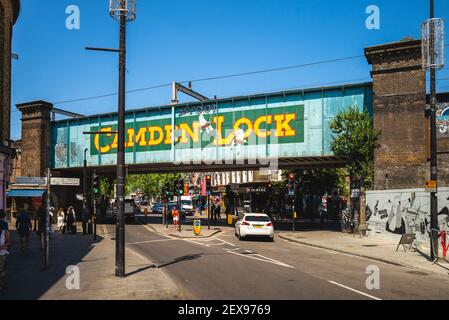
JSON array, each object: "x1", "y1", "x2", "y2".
[
  {"x1": 172, "y1": 206, "x2": 180, "y2": 232},
  {"x1": 0, "y1": 210, "x2": 11, "y2": 292},
  {"x1": 215, "y1": 203, "x2": 221, "y2": 221},
  {"x1": 67, "y1": 206, "x2": 77, "y2": 235},
  {"x1": 37, "y1": 206, "x2": 48, "y2": 249},
  {"x1": 15, "y1": 208, "x2": 32, "y2": 251},
  {"x1": 57, "y1": 208, "x2": 65, "y2": 232}
]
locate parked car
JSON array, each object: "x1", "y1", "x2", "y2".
[
  {"x1": 152, "y1": 202, "x2": 164, "y2": 214},
  {"x1": 235, "y1": 213, "x2": 274, "y2": 241}
]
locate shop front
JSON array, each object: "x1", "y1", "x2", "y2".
[{"x1": 7, "y1": 189, "x2": 46, "y2": 227}]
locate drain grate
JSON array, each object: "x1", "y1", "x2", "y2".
[{"x1": 361, "y1": 245, "x2": 379, "y2": 247}]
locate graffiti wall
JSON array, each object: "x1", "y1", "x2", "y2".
[{"x1": 366, "y1": 188, "x2": 449, "y2": 251}]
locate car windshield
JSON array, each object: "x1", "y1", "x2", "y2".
[
  {"x1": 245, "y1": 216, "x2": 270, "y2": 222},
  {"x1": 181, "y1": 200, "x2": 192, "y2": 205}
]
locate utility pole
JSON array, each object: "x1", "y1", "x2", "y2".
[
  {"x1": 429, "y1": 0, "x2": 438, "y2": 260},
  {"x1": 423, "y1": 0, "x2": 445, "y2": 261},
  {"x1": 44, "y1": 168, "x2": 51, "y2": 269},
  {"x1": 83, "y1": 148, "x2": 88, "y2": 236}
]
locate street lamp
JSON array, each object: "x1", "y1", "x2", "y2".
[
  {"x1": 110, "y1": 0, "x2": 136, "y2": 277},
  {"x1": 422, "y1": 0, "x2": 444, "y2": 261}
]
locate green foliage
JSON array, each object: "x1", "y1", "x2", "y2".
[
  {"x1": 330, "y1": 106, "x2": 380, "y2": 189},
  {"x1": 126, "y1": 173, "x2": 182, "y2": 198}
]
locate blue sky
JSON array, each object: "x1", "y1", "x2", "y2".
[{"x1": 10, "y1": 0, "x2": 449, "y2": 140}]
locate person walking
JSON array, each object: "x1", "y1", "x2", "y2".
[
  {"x1": 57, "y1": 208, "x2": 65, "y2": 232},
  {"x1": 172, "y1": 206, "x2": 181, "y2": 232},
  {"x1": 67, "y1": 207, "x2": 77, "y2": 235},
  {"x1": 37, "y1": 206, "x2": 48, "y2": 250},
  {"x1": 0, "y1": 210, "x2": 11, "y2": 292},
  {"x1": 215, "y1": 202, "x2": 221, "y2": 221},
  {"x1": 15, "y1": 209, "x2": 32, "y2": 251}
]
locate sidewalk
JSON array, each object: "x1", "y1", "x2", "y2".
[
  {"x1": 136, "y1": 215, "x2": 224, "y2": 239},
  {"x1": 0, "y1": 224, "x2": 184, "y2": 300},
  {"x1": 279, "y1": 230, "x2": 449, "y2": 277}
]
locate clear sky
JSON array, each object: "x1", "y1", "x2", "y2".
[{"x1": 10, "y1": 0, "x2": 449, "y2": 140}]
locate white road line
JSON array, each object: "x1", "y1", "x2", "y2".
[
  {"x1": 215, "y1": 238, "x2": 237, "y2": 247},
  {"x1": 183, "y1": 239, "x2": 211, "y2": 248},
  {"x1": 227, "y1": 250, "x2": 295, "y2": 269},
  {"x1": 328, "y1": 281, "x2": 382, "y2": 301}
]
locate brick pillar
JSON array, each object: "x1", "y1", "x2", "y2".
[
  {"x1": 365, "y1": 40, "x2": 428, "y2": 190},
  {"x1": 16, "y1": 101, "x2": 53, "y2": 177}
]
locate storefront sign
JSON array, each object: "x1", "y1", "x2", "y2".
[{"x1": 15, "y1": 177, "x2": 46, "y2": 185}]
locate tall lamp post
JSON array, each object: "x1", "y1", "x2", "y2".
[
  {"x1": 110, "y1": 0, "x2": 136, "y2": 278},
  {"x1": 86, "y1": 1, "x2": 135, "y2": 277},
  {"x1": 422, "y1": 0, "x2": 444, "y2": 261}
]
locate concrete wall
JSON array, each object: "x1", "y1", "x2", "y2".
[{"x1": 366, "y1": 188, "x2": 449, "y2": 252}]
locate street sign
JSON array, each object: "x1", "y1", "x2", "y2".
[
  {"x1": 50, "y1": 177, "x2": 81, "y2": 187},
  {"x1": 351, "y1": 189, "x2": 361, "y2": 198},
  {"x1": 426, "y1": 180, "x2": 437, "y2": 193},
  {"x1": 15, "y1": 176, "x2": 46, "y2": 185},
  {"x1": 76, "y1": 194, "x2": 84, "y2": 201}
]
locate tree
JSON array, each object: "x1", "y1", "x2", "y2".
[
  {"x1": 330, "y1": 106, "x2": 380, "y2": 189},
  {"x1": 330, "y1": 106, "x2": 380, "y2": 224},
  {"x1": 126, "y1": 173, "x2": 182, "y2": 200}
]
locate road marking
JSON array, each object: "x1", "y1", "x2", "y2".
[
  {"x1": 227, "y1": 250, "x2": 295, "y2": 269},
  {"x1": 127, "y1": 239, "x2": 178, "y2": 245},
  {"x1": 135, "y1": 218, "x2": 178, "y2": 240},
  {"x1": 328, "y1": 281, "x2": 382, "y2": 301},
  {"x1": 183, "y1": 239, "x2": 211, "y2": 248},
  {"x1": 215, "y1": 238, "x2": 237, "y2": 247}
]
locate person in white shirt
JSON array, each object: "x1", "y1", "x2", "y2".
[{"x1": 0, "y1": 210, "x2": 10, "y2": 292}]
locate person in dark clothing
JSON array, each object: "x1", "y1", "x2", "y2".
[
  {"x1": 37, "y1": 206, "x2": 48, "y2": 249},
  {"x1": 67, "y1": 207, "x2": 77, "y2": 235},
  {"x1": 16, "y1": 209, "x2": 32, "y2": 250}
]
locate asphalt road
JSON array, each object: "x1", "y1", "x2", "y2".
[{"x1": 114, "y1": 216, "x2": 449, "y2": 300}]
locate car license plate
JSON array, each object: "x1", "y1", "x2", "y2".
[{"x1": 254, "y1": 225, "x2": 264, "y2": 229}]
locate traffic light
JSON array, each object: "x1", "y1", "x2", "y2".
[
  {"x1": 178, "y1": 179, "x2": 185, "y2": 196},
  {"x1": 287, "y1": 173, "x2": 296, "y2": 197},
  {"x1": 184, "y1": 181, "x2": 189, "y2": 196},
  {"x1": 206, "y1": 175, "x2": 212, "y2": 195},
  {"x1": 267, "y1": 182, "x2": 273, "y2": 195},
  {"x1": 164, "y1": 182, "x2": 171, "y2": 199},
  {"x1": 92, "y1": 173, "x2": 100, "y2": 195}
]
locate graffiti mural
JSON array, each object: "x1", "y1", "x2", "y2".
[
  {"x1": 366, "y1": 188, "x2": 449, "y2": 250},
  {"x1": 436, "y1": 104, "x2": 449, "y2": 138}
]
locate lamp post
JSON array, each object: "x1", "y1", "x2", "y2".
[
  {"x1": 110, "y1": 0, "x2": 136, "y2": 278},
  {"x1": 422, "y1": 0, "x2": 445, "y2": 261}
]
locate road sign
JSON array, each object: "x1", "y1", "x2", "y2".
[
  {"x1": 50, "y1": 177, "x2": 81, "y2": 187},
  {"x1": 15, "y1": 176, "x2": 46, "y2": 186},
  {"x1": 426, "y1": 180, "x2": 437, "y2": 192}
]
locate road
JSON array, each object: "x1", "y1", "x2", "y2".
[{"x1": 110, "y1": 215, "x2": 449, "y2": 300}]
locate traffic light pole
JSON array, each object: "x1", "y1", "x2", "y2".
[
  {"x1": 93, "y1": 169, "x2": 97, "y2": 241},
  {"x1": 292, "y1": 197, "x2": 296, "y2": 233}
]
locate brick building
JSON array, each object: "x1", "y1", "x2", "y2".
[{"x1": 0, "y1": 0, "x2": 20, "y2": 212}]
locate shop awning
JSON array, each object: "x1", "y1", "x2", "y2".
[{"x1": 7, "y1": 189, "x2": 46, "y2": 198}]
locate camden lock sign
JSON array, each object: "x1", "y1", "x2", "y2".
[{"x1": 90, "y1": 105, "x2": 305, "y2": 156}]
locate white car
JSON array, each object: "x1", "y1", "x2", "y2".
[{"x1": 235, "y1": 213, "x2": 274, "y2": 241}]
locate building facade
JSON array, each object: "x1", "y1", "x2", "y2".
[{"x1": 0, "y1": 0, "x2": 20, "y2": 212}]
